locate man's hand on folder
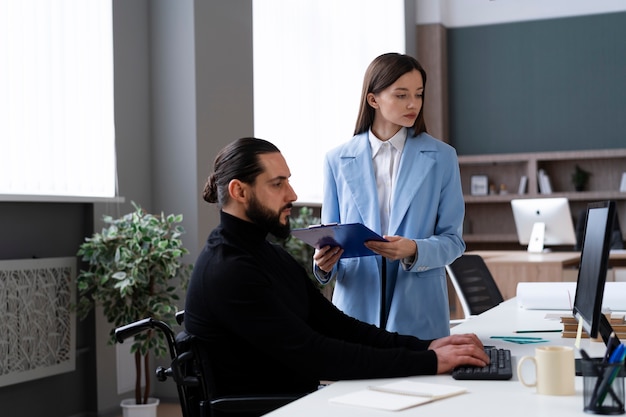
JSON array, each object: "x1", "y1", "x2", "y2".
[
  {"x1": 314, "y1": 245, "x2": 344, "y2": 273},
  {"x1": 365, "y1": 236, "x2": 418, "y2": 262}
]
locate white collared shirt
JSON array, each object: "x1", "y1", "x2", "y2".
[{"x1": 369, "y1": 128, "x2": 407, "y2": 235}]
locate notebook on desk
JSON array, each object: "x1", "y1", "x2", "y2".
[{"x1": 328, "y1": 380, "x2": 467, "y2": 411}]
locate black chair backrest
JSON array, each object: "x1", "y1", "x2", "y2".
[{"x1": 447, "y1": 254, "x2": 504, "y2": 317}]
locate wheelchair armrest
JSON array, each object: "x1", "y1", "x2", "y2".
[
  {"x1": 114, "y1": 318, "x2": 154, "y2": 343},
  {"x1": 176, "y1": 310, "x2": 185, "y2": 325},
  {"x1": 114, "y1": 317, "x2": 178, "y2": 359}
]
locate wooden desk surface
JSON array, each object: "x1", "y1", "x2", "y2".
[
  {"x1": 470, "y1": 250, "x2": 626, "y2": 266},
  {"x1": 461, "y1": 250, "x2": 626, "y2": 301},
  {"x1": 609, "y1": 250, "x2": 626, "y2": 267},
  {"x1": 466, "y1": 251, "x2": 579, "y2": 299},
  {"x1": 469, "y1": 250, "x2": 580, "y2": 266}
]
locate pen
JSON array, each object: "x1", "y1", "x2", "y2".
[
  {"x1": 585, "y1": 348, "x2": 605, "y2": 409},
  {"x1": 604, "y1": 332, "x2": 619, "y2": 363},
  {"x1": 597, "y1": 344, "x2": 626, "y2": 407},
  {"x1": 515, "y1": 329, "x2": 562, "y2": 334}
]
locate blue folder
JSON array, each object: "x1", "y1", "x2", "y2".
[{"x1": 290, "y1": 223, "x2": 387, "y2": 258}]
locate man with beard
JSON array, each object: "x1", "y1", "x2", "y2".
[{"x1": 184, "y1": 137, "x2": 488, "y2": 404}]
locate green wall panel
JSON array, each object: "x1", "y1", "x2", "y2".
[{"x1": 448, "y1": 12, "x2": 626, "y2": 155}]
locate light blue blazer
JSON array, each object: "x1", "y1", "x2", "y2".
[{"x1": 316, "y1": 132, "x2": 465, "y2": 339}]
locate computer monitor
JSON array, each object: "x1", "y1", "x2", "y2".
[
  {"x1": 511, "y1": 197, "x2": 577, "y2": 253},
  {"x1": 572, "y1": 200, "x2": 617, "y2": 344}
]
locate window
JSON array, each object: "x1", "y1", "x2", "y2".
[
  {"x1": 253, "y1": 0, "x2": 405, "y2": 204},
  {"x1": 0, "y1": 0, "x2": 116, "y2": 200}
]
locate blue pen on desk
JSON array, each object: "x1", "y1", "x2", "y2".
[{"x1": 596, "y1": 344, "x2": 626, "y2": 407}]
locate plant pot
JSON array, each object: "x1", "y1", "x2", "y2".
[{"x1": 120, "y1": 397, "x2": 160, "y2": 417}]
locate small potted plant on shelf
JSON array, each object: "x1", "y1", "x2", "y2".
[
  {"x1": 571, "y1": 164, "x2": 592, "y2": 192},
  {"x1": 75, "y1": 202, "x2": 192, "y2": 416}
]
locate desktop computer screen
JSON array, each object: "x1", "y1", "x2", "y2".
[
  {"x1": 572, "y1": 200, "x2": 617, "y2": 343},
  {"x1": 511, "y1": 197, "x2": 577, "y2": 252}
]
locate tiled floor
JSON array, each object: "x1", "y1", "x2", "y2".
[{"x1": 157, "y1": 403, "x2": 182, "y2": 417}]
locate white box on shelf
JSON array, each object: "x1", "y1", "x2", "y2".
[{"x1": 470, "y1": 175, "x2": 489, "y2": 196}]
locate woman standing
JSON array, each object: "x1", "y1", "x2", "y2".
[{"x1": 313, "y1": 53, "x2": 465, "y2": 339}]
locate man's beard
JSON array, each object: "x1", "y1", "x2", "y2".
[{"x1": 245, "y1": 193, "x2": 292, "y2": 239}]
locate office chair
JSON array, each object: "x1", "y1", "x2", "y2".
[
  {"x1": 446, "y1": 254, "x2": 504, "y2": 322},
  {"x1": 115, "y1": 311, "x2": 305, "y2": 417}
]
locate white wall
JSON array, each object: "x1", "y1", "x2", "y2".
[
  {"x1": 416, "y1": 0, "x2": 626, "y2": 27},
  {"x1": 96, "y1": 0, "x2": 256, "y2": 412}
]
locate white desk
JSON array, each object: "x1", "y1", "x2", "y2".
[{"x1": 264, "y1": 299, "x2": 612, "y2": 417}]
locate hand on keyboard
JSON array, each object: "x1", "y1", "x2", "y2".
[
  {"x1": 452, "y1": 346, "x2": 513, "y2": 380},
  {"x1": 430, "y1": 334, "x2": 491, "y2": 374}
]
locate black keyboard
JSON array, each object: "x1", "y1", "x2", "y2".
[{"x1": 452, "y1": 346, "x2": 513, "y2": 380}]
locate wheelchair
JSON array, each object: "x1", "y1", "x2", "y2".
[{"x1": 114, "y1": 311, "x2": 303, "y2": 417}]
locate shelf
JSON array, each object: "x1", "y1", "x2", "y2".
[
  {"x1": 458, "y1": 148, "x2": 626, "y2": 250},
  {"x1": 462, "y1": 233, "x2": 518, "y2": 243},
  {"x1": 546, "y1": 191, "x2": 626, "y2": 201},
  {"x1": 463, "y1": 191, "x2": 626, "y2": 204},
  {"x1": 463, "y1": 194, "x2": 527, "y2": 203}
]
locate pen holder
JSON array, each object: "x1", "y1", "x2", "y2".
[{"x1": 582, "y1": 358, "x2": 626, "y2": 415}]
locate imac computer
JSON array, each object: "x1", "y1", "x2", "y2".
[
  {"x1": 572, "y1": 200, "x2": 618, "y2": 349},
  {"x1": 511, "y1": 197, "x2": 577, "y2": 253}
]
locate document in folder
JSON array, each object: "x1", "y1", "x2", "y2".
[{"x1": 290, "y1": 223, "x2": 387, "y2": 258}]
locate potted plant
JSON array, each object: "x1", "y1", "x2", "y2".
[
  {"x1": 75, "y1": 202, "x2": 192, "y2": 415},
  {"x1": 571, "y1": 165, "x2": 592, "y2": 191}
]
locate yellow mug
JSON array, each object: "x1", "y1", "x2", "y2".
[{"x1": 517, "y1": 346, "x2": 575, "y2": 396}]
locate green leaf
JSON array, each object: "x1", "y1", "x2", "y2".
[
  {"x1": 112, "y1": 271, "x2": 127, "y2": 280},
  {"x1": 72, "y1": 199, "x2": 193, "y2": 390}
]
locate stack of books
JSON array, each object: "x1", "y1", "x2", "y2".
[
  {"x1": 538, "y1": 169, "x2": 553, "y2": 194},
  {"x1": 561, "y1": 314, "x2": 626, "y2": 340}
]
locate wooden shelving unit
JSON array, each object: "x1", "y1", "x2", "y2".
[{"x1": 458, "y1": 149, "x2": 626, "y2": 250}]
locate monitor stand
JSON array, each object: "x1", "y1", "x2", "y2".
[
  {"x1": 527, "y1": 222, "x2": 546, "y2": 253},
  {"x1": 599, "y1": 313, "x2": 621, "y2": 350}
]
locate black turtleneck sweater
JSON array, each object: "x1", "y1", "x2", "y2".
[{"x1": 184, "y1": 211, "x2": 437, "y2": 397}]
